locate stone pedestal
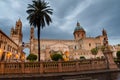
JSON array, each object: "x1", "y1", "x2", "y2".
[{"x1": 104, "y1": 50, "x2": 118, "y2": 69}]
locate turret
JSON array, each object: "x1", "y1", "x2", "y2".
[
  {"x1": 102, "y1": 29, "x2": 108, "y2": 47},
  {"x1": 30, "y1": 26, "x2": 34, "y2": 40},
  {"x1": 10, "y1": 19, "x2": 23, "y2": 45},
  {"x1": 15, "y1": 19, "x2": 22, "y2": 35},
  {"x1": 102, "y1": 28, "x2": 107, "y2": 36},
  {"x1": 10, "y1": 27, "x2": 14, "y2": 36}
]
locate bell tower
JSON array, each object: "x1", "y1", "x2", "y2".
[
  {"x1": 10, "y1": 19, "x2": 23, "y2": 45},
  {"x1": 102, "y1": 29, "x2": 118, "y2": 69},
  {"x1": 73, "y1": 22, "x2": 86, "y2": 40},
  {"x1": 30, "y1": 26, "x2": 35, "y2": 53},
  {"x1": 30, "y1": 26, "x2": 34, "y2": 40},
  {"x1": 102, "y1": 28, "x2": 108, "y2": 47}
]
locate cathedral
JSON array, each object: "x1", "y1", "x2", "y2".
[
  {"x1": 30, "y1": 22, "x2": 107, "y2": 61},
  {"x1": 0, "y1": 19, "x2": 109, "y2": 61}
]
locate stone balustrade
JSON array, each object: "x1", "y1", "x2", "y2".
[{"x1": 0, "y1": 59, "x2": 108, "y2": 74}]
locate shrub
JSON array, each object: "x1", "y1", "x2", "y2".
[
  {"x1": 80, "y1": 56, "x2": 86, "y2": 60},
  {"x1": 91, "y1": 48, "x2": 98, "y2": 58},
  {"x1": 96, "y1": 57, "x2": 100, "y2": 59},
  {"x1": 101, "y1": 56, "x2": 105, "y2": 59},
  {"x1": 27, "y1": 53, "x2": 37, "y2": 61},
  {"x1": 117, "y1": 51, "x2": 120, "y2": 59},
  {"x1": 118, "y1": 44, "x2": 120, "y2": 46},
  {"x1": 51, "y1": 53, "x2": 63, "y2": 61},
  {"x1": 101, "y1": 46, "x2": 105, "y2": 52}
]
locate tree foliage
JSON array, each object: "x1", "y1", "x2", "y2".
[
  {"x1": 26, "y1": 0, "x2": 53, "y2": 61},
  {"x1": 80, "y1": 56, "x2": 86, "y2": 60},
  {"x1": 118, "y1": 44, "x2": 120, "y2": 46},
  {"x1": 100, "y1": 46, "x2": 105, "y2": 52},
  {"x1": 51, "y1": 53, "x2": 63, "y2": 61},
  {"x1": 27, "y1": 53, "x2": 37, "y2": 61},
  {"x1": 117, "y1": 51, "x2": 120, "y2": 59},
  {"x1": 91, "y1": 48, "x2": 98, "y2": 57}
]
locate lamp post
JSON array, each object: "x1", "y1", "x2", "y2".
[
  {"x1": 0, "y1": 49, "x2": 2, "y2": 53},
  {"x1": 16, "y1": 54, "x2": 19, "y2": 59},
  {"x1": 7, "y1": 52, "x2": 12, "y2": 62}
]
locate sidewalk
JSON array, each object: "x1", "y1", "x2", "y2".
[{"x1": 0, "y1": 69, "x2": 120, "y2": 78}]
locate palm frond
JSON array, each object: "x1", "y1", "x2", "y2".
[{"x1": 26, "y1": 0, "x2": 53, "y2": 62}]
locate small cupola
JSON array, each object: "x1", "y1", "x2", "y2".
[
  {"x1": 74, "y1": 22, "x2": 85, "y2": 33},
  {"x1": 73, "y1": 22, "x2": 86, "y2": 40}
]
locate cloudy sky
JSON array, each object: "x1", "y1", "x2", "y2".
[{"x1": 0, "y1": 0, "x2": 120, "y2": 45}]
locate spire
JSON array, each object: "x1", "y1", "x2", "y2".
[
  {"x1": 102, "y1": 28, "x2": 107, "y2": 36},
  {"x1": 77, "y1": 22, "x2": 80, "y2": 27},
  {"x1": 18, "y1": 18, "x2": 21, "y2": 23},
  {"x1": 11, "y1": 26, "x2": 14, "y2": 29}
]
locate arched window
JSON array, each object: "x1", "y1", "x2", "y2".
[
  {"x1": 89, "y1": 43, "x2": 91, "y2": 47},
  {"x1": 75, "y1": 46, "x2": 77, "y2": 50}
]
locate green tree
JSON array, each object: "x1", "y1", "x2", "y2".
[
  {"x1": 27, "y1": 54, "x2": 37, "y2": 61},
  {"x1": 91, "y1": 47, "x2": 98, "y2": 58},
  {"x1": 117, "y1": 51, "x2": 120, "y2": 59},
  {"x1": 100, "y1": 46, "x2": 105, "y2": 52},
  {"x1": 80, "y1": 56, "x2": 86, "y2": 60},
  {"x1": 118, "y1": 44, "x2": 120, "y2": 46},
  {"x1": 51, "y1": 53, "x2": 63, "y2": 61},
  {"x1": 26, "y1": 0, "x2": 53, "y2": 61}
]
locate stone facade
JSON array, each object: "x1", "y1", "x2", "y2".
[
  {"x1": 0, "y1": 19, "x2": 25, "y2": 62},
  {"x1": 112, "y1": 45, "x2": 120, "y2": 58},
  {"x1": 0, "y1": 19, "x2": 118, "y2": 69},
  {"x1": 30, "y1": 22, "x2": 107, "y2": 61},
  {"x1": 0, "y1": 29, "x2": 19, "y2": 61},
  {"x1": 0, "y1": 20, "x2": 110, "y2": 62}
]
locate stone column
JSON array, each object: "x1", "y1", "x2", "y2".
[
  {"x1": 58, "y1": 61, "x2": 62, "y2": 72},
  {"x1": 1, "y1": 62, "x2": 4, "y2": 74},
  {"x1": 21, "y1": 62, "x2": 25, "y2": 73},
  {"x1": 69, "y1": 45, "x2": 74, "y2": 60},
  {"x1": 40, "y1": 62, "x2": 43, "y2": 73},
  {"x1": 76, "y1": 61, "x2": 79, "y2": 71}
]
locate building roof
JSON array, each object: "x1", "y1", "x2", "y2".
[{"x1": 74, "y1": 22, "x2": 85, "y2": 32}]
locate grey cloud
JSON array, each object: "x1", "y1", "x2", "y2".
[
  {"x1": 0, "y1": 0, "x2": 120, "y2": 45},
  {"x1": 40, "y1": 25, "x2": 74, "y2": 40},
  {"x1": 48, "y1": 0, "x2": 83, "y2": 19},
  {"x1": 22, "y1": 24, "x2": 30, "y2": 42},
  {"x1": 0, "y1": 18, "x2": 14, "y2": 36}
]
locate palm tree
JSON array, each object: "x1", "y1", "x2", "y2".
[{"x1": 26, "y1": 0, "x2": 53, "y2": 61}]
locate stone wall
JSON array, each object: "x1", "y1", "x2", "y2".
[{"x1": 0, "y1": 59, "x2": 108, "y2": 74}]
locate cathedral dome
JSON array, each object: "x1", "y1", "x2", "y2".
[{"x1": 74, "y1": 22, "x2": 84, "y2": 32}]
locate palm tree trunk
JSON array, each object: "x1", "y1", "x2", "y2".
[{"x1": 38, "y1": 27, "x2": 40, "y2": 62}]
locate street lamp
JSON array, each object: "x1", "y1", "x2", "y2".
[
  {"x1": 7, "y1": 52, "x2": 12, "y2": 62},
  {"x1": 16, "y1": 54, "x2": 19, "y2": 59},
  {"x1": 0, "y1": 48, "x2": 3, "y2": 53},
  {"x1": 0, "y1": 49, "x2": 3, "y2": 61}
]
